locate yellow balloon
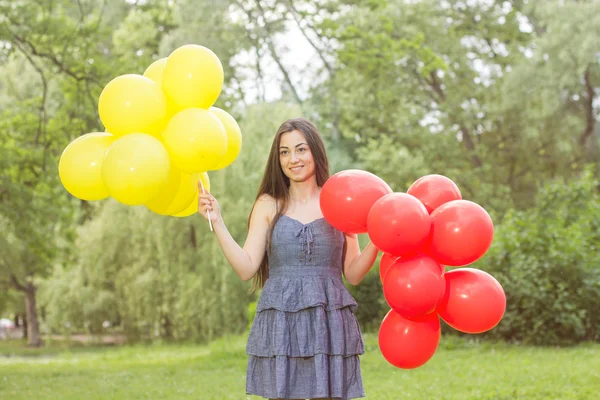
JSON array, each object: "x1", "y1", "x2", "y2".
[
  {"x1": 166, "y1": 172, "x2": 197, "y2": 215},
  {"x1": 98, "y1": 74, "x2": 167, "y2": 137},
  {"x1": 143, "y1": 58, "x2": 167, "y2": 87},
  {"x1": 162, "y1": 45, "x2": 224, "y2": 110},
  {"x1": 102, "y1": 133, "x2": 171, "y2": 206},
  {"x1": 144, "y1": 161, "x2": 181, "y2": 215},
  {"x1": 174, "y1": 195, "x2": 198, "y2": 218},
  {"x1": 145, "y1": 165, "x2": 196, "y2": 216},
  {"x1": 163, "y1": 108, "x2": 228, "y2": 173},
  {"x1": 209, "y1": 107, "x2": 242, "y2": 170},
  {"x1": 59, "y1": 132, "x2": 114, "y2": 200},
  {"x1": 173, "y1": 172, "x2": 210, "y2": 218},
  {"x1": 143, "y1": 57, "x2": 178, "y2": 127}
]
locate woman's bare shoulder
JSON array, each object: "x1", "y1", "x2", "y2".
[
  {"x1": 256, "y1": 193, "x2": 276, "y2": 205},
  {"x1": 252, "y1": 194, "x2": 278, "y2": 223}
]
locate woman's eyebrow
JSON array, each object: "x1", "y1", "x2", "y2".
[{"x1": 279, "y1": 143, "x2": 307, "y2": 149}]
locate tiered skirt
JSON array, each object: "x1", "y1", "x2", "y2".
[{"x1": 246, "y1": 274, "x2": 365, "y2": 399}]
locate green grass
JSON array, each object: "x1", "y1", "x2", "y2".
[{"x1": 1, "y1": 333, "x2": 598, "y2": 400}]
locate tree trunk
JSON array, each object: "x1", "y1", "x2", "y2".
[
  {"x1": 189, "y1": 224, "x2": 196, "y2": 248},
  {"x1": 22, "y1": 314, "x2": 28, "y2": 339},
  {"x1": 579, "y1": 67, "x2": 596, "y2": 149},
  {"x1": 162, "y1": 313, "x2": 173, "y2": 339},
  {"x1": 24, "y1": 286, "x2": 42, "y2": 347}
]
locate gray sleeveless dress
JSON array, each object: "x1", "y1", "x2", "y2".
[{"x1": 246, "y1": 215, "x2": 365, "y2": 399}]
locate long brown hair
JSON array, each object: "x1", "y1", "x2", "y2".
[{"x1": 249, "y1": 118, "x2": 330, "y2": 292}]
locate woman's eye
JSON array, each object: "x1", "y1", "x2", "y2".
[
  {"x1": 280, "y1": 151, "x2": 288, "y2": 155},
  {"x1": 298, "y1": 147, "x2": 306, "y2": 152}
]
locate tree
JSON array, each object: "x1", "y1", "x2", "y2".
[
  {"x1": 0, "y1": 0, "x2": 176, "y2": 346},
  {"x1": 308, "y1": 0, "x2": 600, "y2": 212},
  {"x1": 0, "y1": 0, "x2": 267, "y2": 343}
]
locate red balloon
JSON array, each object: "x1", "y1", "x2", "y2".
[
  {"x1": 429, "y1": 200, "x2": 494, "y2": 266},
  {"x1": 407, "y1": 174, "x2": 462, "y2": 213},
  {"x1": 437, "y1": 268, "x2": 506, "y2": 334},
  {"x1": 379, "y1": 253, "x2": 399, "y2": 284},
  {"x1": 383, "y1": 256, "x2": 445, "y2": 318},
  {"x1": 320, "y1": 169, "x2": 392, "y2": 234},
  {"x1": 378, "y1": 310, "x2": 440, "y2": 369},
  {"x1": 367, "y1": 193, "x2": 431, "y2": 257}
]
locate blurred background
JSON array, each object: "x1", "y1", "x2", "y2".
[{"x1": 0, "y1": 0, "x2": 599, "y2": 399}]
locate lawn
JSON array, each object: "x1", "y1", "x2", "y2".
[{"x1": 0, "y1": 333, "x2": 598, "y2": 400}]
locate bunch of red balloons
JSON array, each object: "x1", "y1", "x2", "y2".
[{"x1": 320, "y1": 170, "x2": 506, "y2": 369}]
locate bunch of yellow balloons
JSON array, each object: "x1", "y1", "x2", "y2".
[{"x1": 58, "y1": 44, "x2": 242, "y2": 218}]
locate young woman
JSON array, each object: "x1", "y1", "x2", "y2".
[{"x1": 198, "y1": 118, "x2": 379, "y2": 400}]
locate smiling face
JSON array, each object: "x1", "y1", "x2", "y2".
[{"x1": 279, "y1": 129, "x2": 316, "y2": 183}]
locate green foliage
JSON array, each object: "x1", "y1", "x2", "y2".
[
  {"x1": 478, "y1": 169, "x2": 600, "y2": 345},
  {"x1": 41, "y1": 201, "x2": 251, "y2": 342},
  {"x1": 348, "y1": 170, "x2": 600, "y2": 345},
  {"x1": 0, "y1": 289, "x2": 22, "y2": 319},
  {"x1": 345, "y1": 255, "x2": 387, "y2": 332},
  {"x1": 0, "y1": 0, "x2": 255, "y2": 340},
  {"x1": 41, "y1": 265, "x2": 118, "y2": 335},
  {"x1": 312, "y1": 0, "x2": 600, "y2": 214},
  {"x1": 246, "y1": 299, "x2": 258, "y2": 331}
]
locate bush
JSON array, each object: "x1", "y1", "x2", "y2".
[
  {"x1": 478, "y1": 169, "x2": 600, "y2": 345},
  {"x1": 246, "y1": 299, "x2": 258, "y2": 331},
  {"x1": 348, "y1": 170, "x2": 600, "y2": 345},
  {"x1": 346, "y1": 249, "x2": 388, "y2": 333}
]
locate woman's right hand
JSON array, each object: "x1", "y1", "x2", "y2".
[{"x1": 197, "y1": 184, "x2": 222, "y2": 224}]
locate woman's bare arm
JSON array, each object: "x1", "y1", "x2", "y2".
[
  {"x1": 342, "y1": 233, "x2": 379, "y2": 285},
  {"x1": 199, "y1": 193, "x2": 275, "y2": 281}
]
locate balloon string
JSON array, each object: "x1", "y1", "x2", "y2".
[{"x1": 199, "y1": 179, "x2": 213, "y2": 232}]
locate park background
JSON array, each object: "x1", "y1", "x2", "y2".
[{"x1": 1, "y1": 0, "x2": 599, "y2": 399}]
